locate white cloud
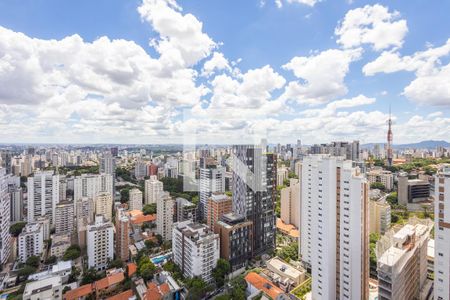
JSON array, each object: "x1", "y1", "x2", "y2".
[
  {"x1": 403, "y1": 63, "x2": 450, "y2": 106},
  {"x1": 202, "y1": 52, "x2": 231, "y2": 76},
  {"x1": 208, "y1": 65, "x2": 286, "y2": 111},
  {"x1": 335, "y1": 4, "x2": 408, "y2": 51},
  {"x1": 281, "y1": 48, "x2": 362, "y2": 105},
  {"x1": 275, "y1": 0, "x2": 319, "y2": 8},
  {"x1": 301, "y1": 94, "x2": 375, "y2": 117},
  {"x1": 362, "y1": 39, "x2": 450, "y2": 106},
  {"x1": 363, "y1": 39, "x2": 450, "y2": 76},
  {"x1": 138, "y1": 0, "x2": 216, "y2": 67}
]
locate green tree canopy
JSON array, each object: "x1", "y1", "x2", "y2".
[
  {"x1": 63, "y1": 245, "x2": 81, "y2": 261},
  {"x1": 9, "y1": 222, "x2": 27, "y2": 237},
  {"x1": 143, "y1": 203, "x2": 157, "y2": 215},
  {"x1": 212, "y1": 258, "x2": 231, "y2": 287}
]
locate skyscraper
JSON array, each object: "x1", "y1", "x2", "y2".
[
  {"x1": 27, "y1": 171, "x2": 60, "y2": 225},
  {"x1": 387, "y1": 107, "x2": 393, "y2": 167},
  {"x1": 232, "y1": 145, "x2": 276, "y2": 256},
  {"x1": 144, "y1": 175, "x2": 163, "y2": 205},
  {"x1": 0, "y1": 169, "x2": 11, "y2": 264},
  {"x1": 434, "y1": 167, "x2": 450, "y2": 300},
  {"x1": 129, "y1": 188, "x2": 143, "y2": 211},
  {"x1": 95, "y1": 192, "x2": 113, "y2": 221},
  {"x1": 300, "y1": 155, "x2": 369, "y2": 300},
  {"x1": 87, "y1": 215, "x2": 114, "y2": 271},
  {"x1": 156, "y1": 191, "x2": 174, "y2": 241},
  {"x1": 280, "y1": 178, "x2": 301, "y2": 229},
  {"x1": 115, "y1": 207, "x2": 130, "y2": 262},
  {"x1": 199, "y1": 166, "x2": 226, "y2": 220},
  {"x1": 54, "y1": 201, "x2": 74, "y2": 235}
]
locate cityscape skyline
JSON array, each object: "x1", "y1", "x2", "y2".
[{"x1": 0, "y1": 0, "x2": 449, "y2": 144}]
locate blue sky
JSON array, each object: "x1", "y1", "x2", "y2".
[{"x1": 0, "y1": 0, "x2": 449, "y2": 144}]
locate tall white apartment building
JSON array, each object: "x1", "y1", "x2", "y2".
[
  {"x1": 300, "y1": 155, "x2": 369, "y2": 300},
  {"x1": 95, "y1": 192, "x2": 113, "y2": 221},
  {"x1": 87, "y1": 215, "x2": 114, "y2": 271},
  {"x1": 199, "y1": 166, "x2": 225, "y2": 219},
  {"x1": 172, "y1": 221, "x2": 220, "y2": 283},
  {"x1": 129, "y1": 188, "x2": 143, "y2": 211},
  {"x1": 435, "y1": 167, "x2": 450, "y2": 300},
  {"x1": 55, "y1": 201, "x2": 74, "y2": 235},
  {"x1": 280, "y1": 178, "x2": 301, "y2": 229},
  {"x1": 27, "y1": 171, "x2": 60, "y2": 225},
  {"x1": 0, "y1": 169, "x2": 11, "y2": 264},
  {"x1": 144, "y1": 175, "x2": 163, "y2": 205},
  {"x1": 18, "y1": 222, "x2": 44, "y2": 262},
  {"x1": 73, "y1": 173, "x2": 113, "y2": 202},
  {"x1": 376, "y1": 220, "x2": 432, "y2": 300},
  {"x1": 157, "y1": 191, "x2": 174, "y2": 241}
]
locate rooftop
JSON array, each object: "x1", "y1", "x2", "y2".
[
  {"x1": 95, "y1": 272, "x2": 125, "y2": 290},
  {"x1": 24, "y1": 276, "x2": 62, "y2": 296},
  {"x1": 267, "y1": 257, "x2": 305, "y2": 279},
  {"x1": 63, "y1": 284, "x2": 93, "y2": 300},
  {"x1": 245, "y1": 272, "x2": 283, "y2": 300},
  {"x1": 105, "y1": 289, "x2": 134, "y2": 300}
]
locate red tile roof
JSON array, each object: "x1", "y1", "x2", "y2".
[
  {"x1": 95, "y1": 272, "x2": 125, "y2": 290},
  {"x1": 63, "y1": 284, "x2": 94, "y2": 300},
  {"x1": 245, "y1": 272, "x2": 283, "y2": 300},
  {"x1": 105, "y1": 289, "x2": 134, "y2": 300},
  {"x1": 127, "y1": 262, "x2": 137, "y2": 277}
]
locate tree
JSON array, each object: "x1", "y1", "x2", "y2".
[
  {"x1": 26, "y1": 255, "x2": 40, "y2": 268},
  {"x1": 212, "y1": 258, "x2": 231, "y2": 287},
  {"x1": 143, "y1": 203, "x2": 157, "y2": 215},
  {"x1": 18, "y1": 265, "x2": 37, "y2": 278},
  {"x1": 186, "y1": 276, "x2": 209, "y2": 300},
  {"x1": 145, "y1": 239, "x2": 157, "y2": 250},
  {"x1": 45, "y1": 255, "x2": 57, "y2": 265},
  {"x1": 386, "y1": 192, "x2": 398, "y2": 206},
  {"x1": 369, "y1": 233, "x2": 380, "y2": 275},
  {"x1": 163, "y1": 261, "x2": 183, "y2": 281},
  {"x1": 137, "y1": 256, "x2": 157, "y2": 281},
  {"x1": 69, "y1": 266, "x2": 81, "y2": 283},
  {"x1": 62, "y1": 286, "x2": 72, "y2": 295},
  {"x1": 277, "y1": 242, "x2": 298, "y2": 262},
  {"x1": 81, "y1": 268, "x2": 100, "y2": 285},
  {"x1": 108, "y1": 258, "x2": 124, "y2": 269},
  {"x1": 370, "y1": 182, "x2": 385, "y2": 191},
  {"x1": 155, "y1": 234, "x2": 163, "y2": 246},
  {"x1": 229, "y1": 275, "x2": 247, "y2": 300},
  {"x1": 9, "y1": 222, "x2": 27, "y2": 237},
  {"x1": 63, "y1": 245, "x2": 81, "y2": 261}
]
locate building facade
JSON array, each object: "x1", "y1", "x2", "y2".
[
  {"x1": 157, "y1": 191, "x2": 174, "y2": 241},
  {"x1": 27, "y1": 171, "x2": 60, "y2": 225},
  {"x1": 300, "y1": 155, "x2": 369, "y2": 300},
  {"x1": 172, "y1": 221, "x2": 219, "y2": 283},
  {"x1": 199, "y1": 166, "x2": 226, "y2": 220},
  {"x1": 280, "y1": 178, "x2": 300, "y2": 229},
  {"x1": 18, "y1": 222, "x2": 44, "y2": 262},
  {"x1": 129, "y1": 188, "x2": 143, "y2": 211},
  {"x1": 55, "y1": 201, "x2": 74, "y2": 235},
  {"x1": 115, "y1": 208, "x2": 130, "y2": 262},
  {"x1": 144, "y1": 175, "x2": 163, "y2": 205},
  {"x1": 206, "y1": 193, "x2": 232, "y2": 231},
  {"x1": 369, "y1": 199, "x2": 391, "y2": 235},
  {"x1": 87, "y1": 215, "x2": 114, "y2": 270},
  {"x1": 434, "y1": 167, "x2": 450, "y2": 300},
  {"x1": 215, "y1": 213, "x2": 253, "y2": 271},
  {"x1": 95, "y1": 192, "x2": 113, "y2": 221},
  {"x1": 376, "y1": 220, "x2": 432, "y2": 300},
  {"x1": 0, "y1": 169, "x2": 11, "y2": 264},
  {"x1": 232, "y1": 145, "x2": 276, "y2": 256}
]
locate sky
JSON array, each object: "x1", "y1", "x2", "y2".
[{"x1": 0, "y1": 0, "x2": 449, "y2": 145}]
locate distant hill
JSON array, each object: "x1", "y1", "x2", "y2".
[{"x1": 362, "y1": 140, "x2": 450, "y2": 149}]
